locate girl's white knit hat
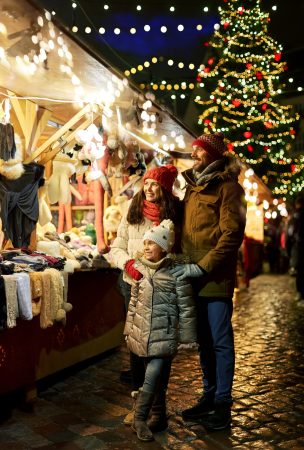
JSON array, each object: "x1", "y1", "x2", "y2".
[{"x1": 143, "y1": 219, "x2": 175, "y2": 252}]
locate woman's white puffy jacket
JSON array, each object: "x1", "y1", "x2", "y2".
[
  {"x1": 124, "y1": 257, "x2": 197, "y2": 358},
  {"x1": 110, "y1": 211, "x2": 154, "y2": 283}
]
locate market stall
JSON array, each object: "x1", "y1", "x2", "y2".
[{"x1": 0, "y1": 0, "x2": 197, "y2": 395}]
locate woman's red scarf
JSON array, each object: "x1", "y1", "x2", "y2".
[{"x1": 143, "y1": 200, "x2": 160, "y2": 225}]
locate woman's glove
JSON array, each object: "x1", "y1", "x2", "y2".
[
  {"x1": 171, "y1": 263, "x2": 205, "y2": 281},
  {"x1": 125, "y1": 259, "x2": 143, "y2": 281}
]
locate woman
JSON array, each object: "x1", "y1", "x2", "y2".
[{"x1": 110, "y1": 164, "x2": 181, "y2": 427}]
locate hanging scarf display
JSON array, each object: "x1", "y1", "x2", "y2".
[
  {"x1": 0, "y1": 123, "x2": 16, "y2": 161},
  {"x1": 143, "y1": 200, "x2": 160, "y2": 225}
]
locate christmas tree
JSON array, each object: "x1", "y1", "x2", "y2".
[{"x1": 195, "y1": 0, "x2": 302, "y2": 197}]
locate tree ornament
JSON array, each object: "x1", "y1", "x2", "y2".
[
  {"x1": 274, "y1": 52, "x2": 282, "y2": 62},
  {"x1": 243, "y1": 131, "x2": 252, "y2": 138},
  {"x1": 255, "y1": 71, "x2": 263, "y2": 80},
  {"x1": 208, "y1": 57, "x2": 214, "y2": 66},
  {"x1": 227, "y1": 143, "x2": 234, "y2": 152},
  {"x1": 223, "y1": 21, "x2": 230, "y2": 29},
  {"x1": 247, "y1": 145, "x2": 253, "y2": 152},
  {"x1": 232, "y1": 99, "x2": 241, "y2": 107},
  {"x1": 246, "y1": 63, "x2": 252, "y2": 70},
  {"x1": 290, "y1": 129, "x2": 296, "y2": 135},
  {"x1": 261, "y1": 103, "x2": 267, "y2": 110}
]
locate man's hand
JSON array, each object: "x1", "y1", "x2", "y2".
[{"x1": 171, "y1": 263, "x2": 205, "y2": 280}]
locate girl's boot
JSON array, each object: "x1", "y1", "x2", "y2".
[
  {"x1": 132, "y1": 389, "x2": 154, "y2": 442},
  {"x1": 147, "y1": 389, "x2": 168, "y2": 432}
]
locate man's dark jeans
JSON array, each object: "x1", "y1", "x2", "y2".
[{"x1": 196, "y1": 296, "x2": 234, "y2": 405}]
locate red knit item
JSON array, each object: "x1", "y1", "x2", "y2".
[
  {"x1": 125, "y1": 259, "x2": 143, "y2": 281},
  {"x1": 192, "y1": 132, "x2": 226, "y2": 158},
  {"x1": 143, "y1": 164, "x2": 178, "y2": 192},
  {"x1": 143, "y1": 200, "x2": 160, "y2": 224}
]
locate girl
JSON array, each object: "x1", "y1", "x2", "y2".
[{"x1": 124, "y1": 219, "x2": 197, "y2": 442}]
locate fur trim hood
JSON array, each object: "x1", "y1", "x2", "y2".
[
  {"x1": 0, "y1": 158, "x2": 24, "y2": 180},
  {"x1": 182, "y1": 155, "x2": 242, "y2": 187}
]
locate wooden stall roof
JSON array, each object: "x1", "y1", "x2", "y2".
[{"x1": 0, "y1": 0, "x2": 195, "y2": 162}]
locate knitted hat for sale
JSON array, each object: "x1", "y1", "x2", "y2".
[
  {"x1": 143, "y1": 219, "x2": 175, "y2": 253},
  {"x1": 143, "y1": 164, "x2": 178, "y2": 192},
  {"x1": 192, "y1": 132, "x2": 227, "y2": 159}
]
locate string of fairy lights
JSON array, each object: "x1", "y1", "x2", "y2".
[{"x1": 59, "y1": 1, "x2": 304, "y2": 98}]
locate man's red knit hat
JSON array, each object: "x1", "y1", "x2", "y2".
[
  {"x1": 143, "y1": 164, "x2": 178, "y2": 192},
  {"x1": 192, "y1": 132, "x2": 227, "y2": 159}
]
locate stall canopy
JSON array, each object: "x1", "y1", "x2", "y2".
[{"x1": 0, "y1": 0, "x2": 196, "y2": 165}]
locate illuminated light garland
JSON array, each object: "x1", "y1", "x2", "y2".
[
  {"x1": 125, "y1": 56, "x2": 199, "y2": 77},
  {"x1": 71, "y1": 23, "x2": 205, "y2": 35}
]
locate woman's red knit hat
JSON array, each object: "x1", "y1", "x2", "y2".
[{"x1": 143, "y1": 164, "x2": 178, "y2": 192}]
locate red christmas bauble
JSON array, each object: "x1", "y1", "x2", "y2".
[
  {"x1": 227, "y1": 143, "x2": 234, "y2": 152},
  {"x1": 262, "y1": 103, "x2": 267, "y2": 110},
  {"x1": 196, "y1": 75, "x2": 202, "y2": 82},
  {"x1": 290, "y1": 129, "x2": 296, "y2": 135},
  {"x1": 223, "y1": 21, "x2": 230, "y2": 29},
  {"x1": 265, "y1": 93, "x2": 270, "y2": 98},
  {"x1": 264, "y1": 121, "x2": 272, "y2": 129},
  {"x1": 204, "y1": 119, "x2": 211, "y2": 124},
  {"x1": 246, "y1": 63, "x2": 252, "y2": 70},
  {"x1": 247, "y1": 145, "x2": 253, "y2": 152},
  {"x1": 208, "y1": 57, "x2": 214, "y2": 66},
  {"x1": 264, "y1": 146, "x2": 269, "y2": 152},
  {"x1": 274, "y1": 52, "x2": 282, "y2": 62},
  {"x1": 291, "y1": 164, "x2": 296, "y2": 173},
  {"x1": 255, "y1": 71, "x2": 263, "y2": 80},
  {"x1": 232, "y1": 99, "x2": 241, "y2": 107},
  {"x1": 204, "y1": 42, "x2": 210, "y2": 47},
  {"x1": 243, "y1": 131, "x2": 252, "y2": 138},
  {"x1": 204, "y1": 67, "x2": 210, "y2": 73}
]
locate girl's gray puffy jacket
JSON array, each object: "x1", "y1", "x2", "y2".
[{"x1": 124, "y1": 257, "x2": 197, "y2": 358}]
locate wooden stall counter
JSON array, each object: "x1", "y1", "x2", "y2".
[{"x1": 0, "y1": 269, "x2": 125, "y2": 396}]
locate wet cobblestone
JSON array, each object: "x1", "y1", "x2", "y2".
[{"x1": 0, "y1": 274, "x2": 303, "y2": 449}]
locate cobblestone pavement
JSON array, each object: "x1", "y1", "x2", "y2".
[{"x1": 0, "y1": 274, "x2": 304, "y2": 450}]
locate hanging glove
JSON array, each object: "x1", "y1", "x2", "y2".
[
  {"x1": 171, "y1": 263, "x2": 205, "y2": 281},
  {"x1": 125, "y1": 259, "x2": 143, "y2": 281}
]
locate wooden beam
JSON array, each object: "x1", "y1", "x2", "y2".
[
  {"x1": 24, "y1": 103, "x2": 93, "y2": 163},
  {"x1": 28, "y1": 107, "x2": 52, "y2": 155},
  {"x1": 25, "y1": 100, "x2": 37, "y2": 152},
  {"x1": 9, "y1": 93, "x2": 27, "y2": 136},
  {"x1": 7, "y1": 90, "x2": 52, "y2": 156},
  {"x1": 39, "y1": 113, "x2": 98, "y2": 165}
]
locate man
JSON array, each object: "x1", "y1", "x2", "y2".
[{"x1": 172, "y1": 132, "x2": 246, "y2": 430}]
